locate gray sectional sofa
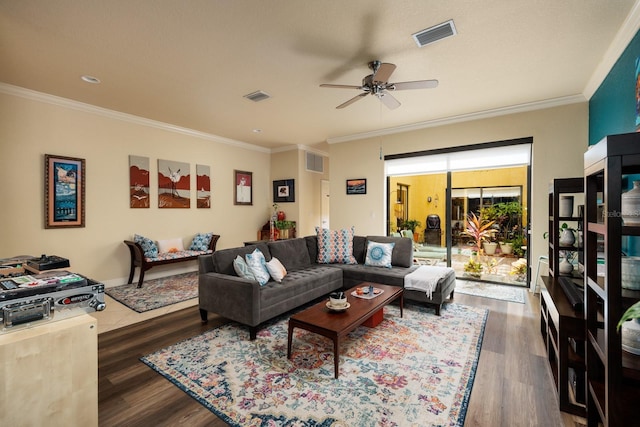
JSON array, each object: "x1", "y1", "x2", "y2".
[{"x1": 198, "y1": 234, "x2": 456, "y2": 339}]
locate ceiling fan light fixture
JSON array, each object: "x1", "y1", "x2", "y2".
[
  {"x1": 243, "y1": 90, "x2": 271, "y2": 102},
  {"x1": 412, "y1": 19, "x2": 456, "y2": 48}
]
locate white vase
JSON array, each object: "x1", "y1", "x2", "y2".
[
  {"x1": 622, "y1": 181, "x2": 640, "y2": 225},
  {"x1": 559, "y1": 257, "x2": 574, "y2": 275},
  {"x1": 559, "y1": 229, "x2": 575, "y2": 246},
  {"x1": 559, "y1": 195, "x2": 574, "y2": 217}
]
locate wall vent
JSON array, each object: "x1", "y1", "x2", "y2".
[
  {"x1": 243, "y1": 90, "x2": 271, "y2": 102},
  {"x1": 412, "y1": 20, "x2": 456, "y2": 47},
  {"x1": 306, "y1": 152, "x2": 324, "y2": 173}
]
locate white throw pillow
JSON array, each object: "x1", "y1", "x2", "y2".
[
  {"x1": 233, "y1": 255, "x2": 255, "y2": 281},
  {"x1": 266, "y1": 257, "x2": 287, "y2": 282},
  {"x1": 157, "y1": 237, "x2": 184, "y2": 253},
  {"x1": 245, "y1": 248, "x2": 271, "y2": 286},
  {"x1": 365, "y1": 241, "x2": 395, "y2": 268}
]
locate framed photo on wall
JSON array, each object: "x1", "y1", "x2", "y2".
[
  {"x1": 346, "y1": 178, "x2": 366, "y2": 195},
  {"x1": 234, "y1": 170, "x2": 253, "y2": 205},
  {"x1": 273, "y1": 179, "x2": 295, "y2": 203},
  {"x1": 45, "y1": 154, "x2": 85, "y2": 228}
]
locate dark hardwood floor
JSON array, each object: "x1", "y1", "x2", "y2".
[{"x1": 98, "y1": 291, "x2": 582, "y2": 426}]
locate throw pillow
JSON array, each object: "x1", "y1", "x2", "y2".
[
  {"x1": 233, "y1": 255, "x2": 256, "y2": 281},
  {"x1": 365, "y1": 241, "x2": 395, "y2": 268},
  {"x1": 265, "y1": 257, "x2": 287, "y2": 282},
  {"x1": 316, "y1": 226, "x2": 357, "y2": 264},
  {"x1": 245, "y1": 248, "x2": 271, "y2": 286},
  {"x1": 189, "y1": 232, "x2": 213, "y2": 251},
  {"x1": 134, "y1": 234, "x2": 158, "y2": 258},
  {"x1": 157, "y1": 237, "x2": 185, "y2": 254}
]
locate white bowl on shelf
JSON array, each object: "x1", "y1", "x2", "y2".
[{"x1": 621, "y1": 319, "x2": 640, "y2": 355}]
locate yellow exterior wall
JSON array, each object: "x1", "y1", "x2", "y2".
[{"x1": 389, "y1": 166, "x2": 527, "y2": 246}]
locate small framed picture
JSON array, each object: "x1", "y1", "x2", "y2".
[
  {"x1": 346, "y1": 178, "x2": 366, "y2": 195},
  {"x1": 45, "y1": 154, "x2": 86, "y2": 228},
  {"x1": 234, "y1": 170, "x2": 253, "y2": 205},
  {"x1": 273, "y1": 179, "x2": 295, "y2": 203}
]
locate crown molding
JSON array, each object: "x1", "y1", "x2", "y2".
[
  {"x1": 583, "y1": 0, "x2": 640, "y2": 99},
  {"x1": 269, "y1": 144, "x2": 329, "y2": 157},
  {"x1": 0, "y1": 82, "x2": 271, "y2": 153},
  {"x1": 327, "y1": 94, "x2": 586, "y2": 144}
]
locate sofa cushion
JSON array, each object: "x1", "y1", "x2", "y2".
[
  {"x1": 134, "y1": 234, "x2": 158, "y2": 258},
  {"x1": 212, "y1": 243, "x2": 271, "y2": 275},
  {"x1": 233, "y1": 255, "x2": 256, "y2": 281},
  {"x1": 337, "y1": 263, "x2": 419, "y2": 287},
  {"x1": 364, "y1": 241, "x2": 394, "y2": 268},
  {"x1": 266, "y1": 257, "x2": 287, "y2": 282},
  {"x1": 316, "y1": 227, "x2": 357, "y2": 264},
  {"x1": 352, "y1": 235, "x2": 367, "y2": 264},
  {"x1": 366, "y1": 236, "x2": 413, "y2": 268},
  {"x1": 245, "y1": 248, "x2": 270, "y2": 286},
  {"x1": 268, "y1": 238, "x2": 311, "y2": 270},
  {"x1": 189, "y1": 232, "x2": 213, "y2": 251}
]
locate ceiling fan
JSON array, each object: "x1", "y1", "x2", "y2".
[{"x1": 320, "y1": 60, "x2": 438, "y2": 110}]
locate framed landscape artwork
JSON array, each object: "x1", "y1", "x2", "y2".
[
  {"x1": 346, "y1": 178, "x2": 366, "y2": 195},
  {"x1": 158, "y1": 159, "x2": 190, "y2": 208},
  {"x1": 234, "y1": 170, "x2": 252, "y2": 205},
  {"x1": 196, "y1": 164, "x2": 211, "y2": 208},
  {"x1": 273, "y1": 179, "x2": 295, "y2": 203},
  {"x1": 45, "y1": 154, "x2": 85, "y2": 228},
  {"x1": 129, "y1": 155, "x2": 150, "y2": 208}
]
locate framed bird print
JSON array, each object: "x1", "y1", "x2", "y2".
[
  {"x1": 45, "y1": 154, "x2": 85, "y2": 228},
  {"x1": 158, "y1": 159, "x2": 190, "y2": 208}
]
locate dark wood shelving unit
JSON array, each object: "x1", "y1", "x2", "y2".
[
  {"x1": 540, "y1": 276, "x2": 586, "y2": 416},
  {"x1": 541, "y1": 177, "x2": 586, "y2": 416},
  {"x1": 583, "y1": 133, "x2": 640, "y2": 426},
  {"x1": 548, "y1": 177, "x2": 584, "y2": 278}
]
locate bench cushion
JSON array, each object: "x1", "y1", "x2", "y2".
[{"x1": 145, "y1": 249, "x2": 211, "y2": 262}]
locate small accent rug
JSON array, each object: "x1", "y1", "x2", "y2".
[
  {"x1": 141, "y1": 302, "x2": 487, "y2": 426},
  {"x1": 455, "y1": 279, "x2": 526, "y2": 304},
  {"x1": 105, "y1": 271, "x2": 198, "y2": 313}
]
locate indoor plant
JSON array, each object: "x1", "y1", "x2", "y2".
[{"x1": 275, "y1": 220, "x2": 295, "y2": 239}]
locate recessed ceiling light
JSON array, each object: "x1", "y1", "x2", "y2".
[
  {"x1": 252, "y1": 129, "x2": 262, "y2": 133},
  {"x1": 81, "y1": 75, "x2": 101, "y2": 84}
]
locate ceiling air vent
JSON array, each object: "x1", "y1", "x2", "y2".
[
  {"x1": 412, "y1": 20, "x2": 456, "y2": 47},
  {"x1": 244, "y1": 90, "x2": 271, "y2": 102},
  {"x1": 306, "y1": 152, "x2": 324, "y2": 173}
]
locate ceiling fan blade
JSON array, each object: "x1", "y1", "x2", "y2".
[
  {"x1": 336, "y1": 93, "x2": 368, "y2": 109},
  {"x1": 388, "y1": 79, "x2": 439, "y2": 90},
  {"x1": 320, "y1": 84, "x2": 363, "y2": 89},
  {"x1": 378, "y1": 92, "x2": 401, "y2": 110},
  {"x1": 372, "y1": 62, "x2": 396, "y2": 83}
]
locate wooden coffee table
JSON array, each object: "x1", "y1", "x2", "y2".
[{"x1": 287, "y1": 282, "x2": 403, "y2": 379}]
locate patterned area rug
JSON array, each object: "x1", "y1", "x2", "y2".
[
  {"x1": 141, "y1": 302, "x2": 487, "y2": 426},
  {"x1": 105, "y1": 271, "x2": 197, "y2": 312},
  {"x1": 455, "y1": 279, "x2": 526, "y2": 304}
]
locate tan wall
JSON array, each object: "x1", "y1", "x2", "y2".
[
  {"x1": 329, "y1": 102, "x2": 588, "y2": 287},
  {"x1": 297, "y1": 149, "x2": 330, "y2": 237},
  {"x1": 0, "y1": 91, "x2": 271, "y2": 285}
]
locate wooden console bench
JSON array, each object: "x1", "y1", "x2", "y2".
[{"x1": 123, "y1": 234, "x2": 220, "y2": 288}]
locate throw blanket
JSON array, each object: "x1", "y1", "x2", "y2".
[{"x1": 404, "y1": 266, "x2": 451, "y2": 299}]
